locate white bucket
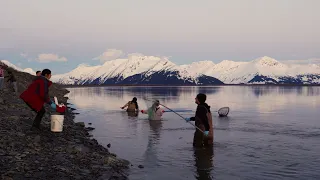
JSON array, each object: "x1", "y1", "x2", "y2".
[{"x1": 51, "y1": 115, "x2": 64, "y2": 132}]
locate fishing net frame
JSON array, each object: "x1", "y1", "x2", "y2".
[{"x1": 217, "y1": 107, "x2": 230, "y2": 117}]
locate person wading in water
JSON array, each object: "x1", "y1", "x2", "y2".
[
  {"x1": 185, "y1": 93, "x2": 213, "y2": 147},
  {"x1": 141, "y1": 100, "x2": 165, "y2": 120},
  {"x1": 121, "y1": 97, "x2": 139, "y2": 112}
]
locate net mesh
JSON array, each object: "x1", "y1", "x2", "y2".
[{"x1": 218, "y1": 107, "x2": 230, "y2": 116}]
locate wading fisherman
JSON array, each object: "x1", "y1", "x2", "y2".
[
  {"x1": 141, "y1": 100, "x2": 165, "y2": 120},
  {"x1": 121, "y1": 97, "x2": 139, "y2": 112},
  {"x1": 185, "y1": 93, "x2": 213, "y2": 147}
]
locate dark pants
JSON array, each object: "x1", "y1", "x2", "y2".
[
  {"x1": 25, "y1": 102, "x2": 46, "y2": 128},
  {"x1": 193, "y1": 124, "x2": 205, "y2": 147},
  {"x1": 193, "y1": 124, "x2": 212, "y2": 147}
]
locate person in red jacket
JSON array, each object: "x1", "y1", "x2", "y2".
[{"x1": 20, "y1": 69, "x2": 56, "y2": 130}]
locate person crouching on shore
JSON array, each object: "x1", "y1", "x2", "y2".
[{"x1": 20, "y1": 69, "x2": 57, "y2": 131}]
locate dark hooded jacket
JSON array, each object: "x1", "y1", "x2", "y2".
[
  {"x1": 189, "y1": 103, "x2": 211, "y2": 131},
  {"x1": 20, "y1": 76, "x2": 52, "y2": 111}
]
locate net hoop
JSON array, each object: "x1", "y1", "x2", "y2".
[{"x1": 217, "y1": 107, "x2": 230, "y2": 117}]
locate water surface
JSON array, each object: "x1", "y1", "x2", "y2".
[{"x1": 65, "y1": 86, "x2": 320, "y2": 180}]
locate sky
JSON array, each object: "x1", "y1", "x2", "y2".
[{"x1": 0, "y1": 0, "x2": 320, "y2": 74}]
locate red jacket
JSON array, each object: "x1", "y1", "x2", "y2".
[{"x1": 20, "y1": 76, "x2": 53, "y2": 112}]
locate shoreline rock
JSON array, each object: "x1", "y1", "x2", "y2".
[{"x1": 0, "y1": 65, "x2": 129, "y2": 180}]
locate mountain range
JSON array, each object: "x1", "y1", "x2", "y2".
[{"x1": 1, "y1": 56, "x2": 320, "y2": 85}]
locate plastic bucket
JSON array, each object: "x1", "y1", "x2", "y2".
[{"x1": 51, "y1": 115, "x2": 64, "y2": 132}]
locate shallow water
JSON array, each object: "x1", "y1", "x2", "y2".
[{"x1": 65, "y1": 86, "x2": 320, "y2": 180}]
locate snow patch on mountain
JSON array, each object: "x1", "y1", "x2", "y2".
[
  {"x1": 51, "y1": 63, "x2": 101, "y2": 84},
  {"x1": 176, "y1": 60, "x2": 216, "y2": 78},
  {"x1": 0, "y1": 60, "x2": 36, "y2": 75},
  {"x1": 23, "y1": 68, "x2": 37, "y2": 75}
]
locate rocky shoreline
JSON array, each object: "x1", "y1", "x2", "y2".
[{"x1": 0, "y1": 65, "x2": 129, "y2": 180}]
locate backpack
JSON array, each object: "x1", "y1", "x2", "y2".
[
  {"x1": 127, "y1": 101, "x2": 137, "y2": 110},
  {"x1": 201, "y1": 105, "x2": 214, "y2": 145}
]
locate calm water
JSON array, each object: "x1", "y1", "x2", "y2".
[{"x1": 65, "y1": 86, "x2": 320, "y2": 180}]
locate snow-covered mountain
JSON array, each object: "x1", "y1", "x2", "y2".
[
  {"x1": 205, "y1": 56, "x2": 320, "y2": 84},
  {"x1": 51, "y1": 55, "x2": 320, "y2": 85},
  {"x1": 2, "y1": 56, "x2": 319, "y2": 85},
  {"x1": 51, "y1": 55, "x2": 224, "y2": 85},
  {"x1": 0, "y1": 60, "x2": 36, "y2": 75}
]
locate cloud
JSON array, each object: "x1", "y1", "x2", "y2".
[
  {"x1": 127, "y1": 53, "x2": 144, "y2": 58},
  {"x1": 36, "y1": 53, "x2": 68, "y2": 63},
  {"x1": 93, "y1": 49, "x2": 124, "y2": 63},
  {"x1": 281, "y1": 58, "x2": 320, "y2": 65},
  {"x1": 20, "y1": 52, "x2": 28, "y2": 58}
]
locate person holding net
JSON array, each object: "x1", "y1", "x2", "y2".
[
  {"x1": 185, "y1": 93, "x2": 213, "y2": 147},
  {"x1": 141, "y1": 100, "x2": 165, "y2": 120}
]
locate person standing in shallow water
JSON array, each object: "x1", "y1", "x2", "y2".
[
  {"x1": 141, "y1": 100, "x2": 165, "y2": 120},
  {"x1": 121, "y1": 97, "x2": 139, "y2": 112},
  {"x1": 185, "y1": 93, "x2": 213, "y2": 147},
  {"x1": 20, "y1": 69, "x2": 56, "y2": 131}
]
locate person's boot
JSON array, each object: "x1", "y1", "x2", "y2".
[
  {"x1": 30, "y1": 125, "x2": 41, "y2": 131},
  {"x1": 30, "y1": 120, "x2": 42, "y2": 131}
]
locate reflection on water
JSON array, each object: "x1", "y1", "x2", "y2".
[
  {"x1": 250, "y1": 86, "x2": 320, "y2": 97},
  {"x1": 193, "y1": 147, "x2": 214, "y2": 180},
  {"x1": 66, "y1": 86, "x2": 320, "y2": 180},
  {"x1": 127, "y1": 111, "x2": 139, "y2": 118},
  {"x1": 143, "y1": 121, "x2": 162, "y2": 169},
  {"x1": 66, "y1": 86, "x2": 320, "y2": 115}
]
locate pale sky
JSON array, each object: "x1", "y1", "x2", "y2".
[{"x1": 1, "y1": 0, "x2": 319, "y2": 74}]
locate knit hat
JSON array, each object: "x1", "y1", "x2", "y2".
[
  {"x1": 154, "y1": 100, "x2": 160, "y2": 106},
  {"x1": 196, "y1": 93, "x2": 206, "y2": 103}
]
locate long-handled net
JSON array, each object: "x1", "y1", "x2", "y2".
[
  {"x1": 143, "y1": 97, "x2": 230, "y2": 133},
  {"x1": 143, "y1": 97, "x2": 205, "y2": 133},
  {"x1": 175, "y1": 107, "x2": 230, "y2": 117},
  {"x1": 159, "y1": 103, "x2": 206, "y2": 133},
  {"x1": 144, "y1": 97, "x2": 230, "y2": 117}
]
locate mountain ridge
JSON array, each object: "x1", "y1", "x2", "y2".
[
  {"x1": 0, "y1": 60, "x2": 36, "y2": 75},
  {"x1": 51, "y1": 55, "x2": 319, "y2": 85},
  {"x1": 2, "y1": 56, "x2": 320, "y2": 85}
]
